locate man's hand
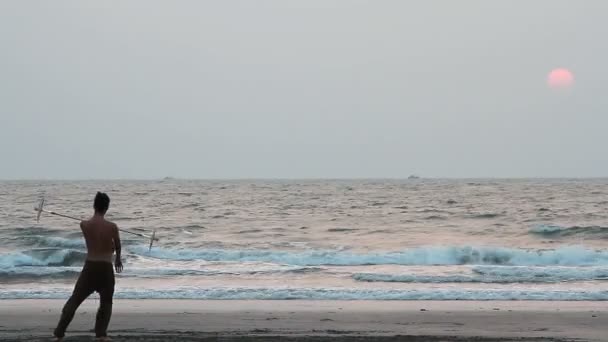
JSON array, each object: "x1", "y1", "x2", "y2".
[
  {"x1": 113, "y1": 223, "x2": 122, "y2": 273},
  {"x1": 115, "y1": 259, "x2": 123, "y2": 273}
]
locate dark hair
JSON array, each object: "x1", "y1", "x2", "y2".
[{"x1": 94, "y1": 192, "x2": 110, "y2": 214}]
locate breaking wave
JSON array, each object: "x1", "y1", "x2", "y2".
[
  {"x1": 25, "y1": 236, "x2": 85, "y2": 248},
  {"x1": 354, "y1": 266, "x2": 608, "y2": 283},
  {"x1": 131, "y1": 245, "x2": 608, "y2": 266},
  {"x1": 0, "y1": 266, "x2": 81, "y2": 280},
  {"x1": 530, "y1": 225, "x2": 608, "y2": 238},
  {"x1": 0, "y1": 249, "x2": 86, "y2": 268}
]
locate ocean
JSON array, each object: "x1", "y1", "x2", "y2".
[{"x1": 1, "y1": 179, "x2": 608, "y2": 301}]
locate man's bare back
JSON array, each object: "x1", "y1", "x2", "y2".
[{"x1": 81, "y1": 216, "x2": 120, "y2": 264}]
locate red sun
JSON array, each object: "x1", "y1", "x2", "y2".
[{"x1": 547, "y1": 68, "x2": 574, "y2": 89}]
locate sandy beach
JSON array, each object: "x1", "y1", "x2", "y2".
[{"x1": 0, "y1": 300, "x2": 605, "y2": 341}]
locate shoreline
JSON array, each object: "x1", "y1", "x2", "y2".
[{"x1": 1, "y1": 300, "x2": 606, "y2": 341}]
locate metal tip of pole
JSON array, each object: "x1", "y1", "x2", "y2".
[
  {"x1": 149, "y1": 230, "x2": 156, "y2": 251},
  {"x1": 35, "y1": 198, "x2": 45, "y2": 223}
]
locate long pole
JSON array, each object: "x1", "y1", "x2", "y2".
[{"x1": 35, "y1": 199, "x2": 158, "y2": 250}]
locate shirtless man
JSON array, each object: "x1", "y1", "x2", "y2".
[{"x1": 54, "y1": 192, "x2": 123, "y2": 341}]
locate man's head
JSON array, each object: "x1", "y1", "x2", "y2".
[{"x1": 94, "y1": 192, "x2": 110, "y2": 215}]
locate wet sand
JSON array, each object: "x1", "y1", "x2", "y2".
[{"x1": 0, "y1": 300, "x2": 605, "y2": 341}]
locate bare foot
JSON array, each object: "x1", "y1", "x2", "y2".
[
  {"x1": 52, "y1": 337, "x2": 63, "y2": 342},
  {"x1": 96, "y1": 337, "x2": 112, "y2": 342}
]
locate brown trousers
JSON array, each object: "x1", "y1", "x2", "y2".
[{"x1": 54, "y1": 260, "x2": 115, "y2": 338}]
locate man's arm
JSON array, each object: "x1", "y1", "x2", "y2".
[{"x1": 113, "y1": 223, "x2": 123, "y2": 273}]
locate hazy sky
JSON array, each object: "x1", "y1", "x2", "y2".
[{"x1": 1, "y1": 1, "x2": 606, "y2": 179}]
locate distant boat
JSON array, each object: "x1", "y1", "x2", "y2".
[
  {"x1": 408, "y1": 175, "x2": 420, "y2": 179},
  {"x1": 162, "y1": 176, "x2": 175, "y2": 180}
]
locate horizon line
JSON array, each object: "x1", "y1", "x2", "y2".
[{"x1": 1, "y1": 176, "x2": 607, "y2": 182}]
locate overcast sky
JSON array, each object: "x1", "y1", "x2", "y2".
[{"x1": 1, "y1": 1, "x2": 606, "y2": 179}]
